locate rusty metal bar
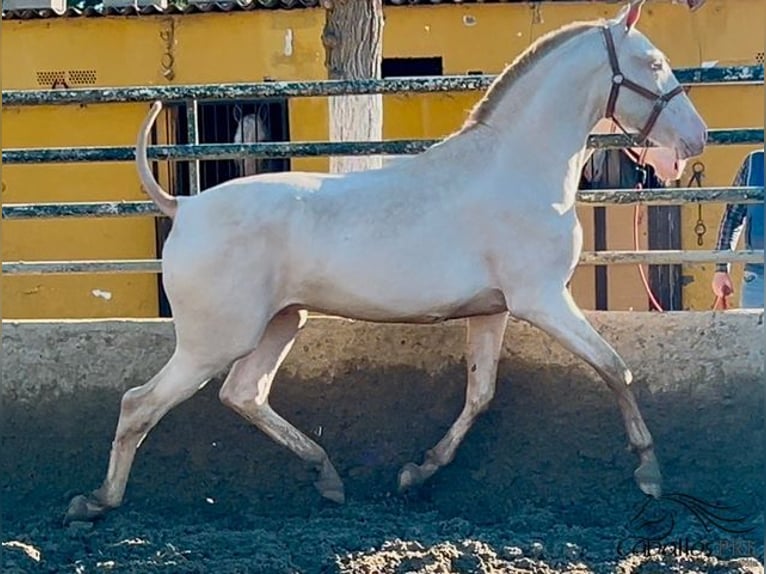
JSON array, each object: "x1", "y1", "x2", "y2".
[
  {"x1": 578, "y1": 250, "x2": 763, "y2": 266},
  {"x1": 577, "y1": 186, "x2": 764, "y2": 206},
  {"x1": 4, "y1": 250, "x2": 762, "y2": 275},
  {"x1": 3, "y1": 187, "x2": 763, "y2": 220},
  {"x1": 186, "y1": 99, "x2": 201, "y2": 195},
  {"x1": 2, "y1": 66, "x2": 762, "y2": 106},
  {"x1": 2, "y1": 260, "x2": 164, "y2": 275},
  {"x1": 2, "y1": 201, "x2": 158, "y2": 219},
  {"x1": 3, "y1": 129, "x2": 762, "y2": 165}
]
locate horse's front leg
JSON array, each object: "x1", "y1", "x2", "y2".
[
  {"x1": 511, "y1": 285, "x2": 661, "y2": 498},
  {"x1": 398, "y1": 312, "x2": 508, "y2": 492}
]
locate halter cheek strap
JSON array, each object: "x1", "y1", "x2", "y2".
[{"x1": 601, "y1": 26, "x2": 685, "y2": 146}]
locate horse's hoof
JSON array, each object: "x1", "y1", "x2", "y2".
[
  {"x1": 314, "y1": 461, "x2": 346, "y2": 504},
  {"x1": 64, "y1": 493, "x2": 110, "y2": 525},
  {"x1": 635, "y1": 456, "x2": 663, "y2": 499},
  {"x1": 397, "y1": 462, "x2": 423, "y2": 492},
  {"x1": 315, "y1": 479, "x2": 345, "y2": 504}
]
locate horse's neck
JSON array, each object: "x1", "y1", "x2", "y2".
[{"x1": 455, "y1": 29, "x2": 608, "y2": 205}]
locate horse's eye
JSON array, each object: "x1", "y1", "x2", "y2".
[{"x1": 650, "y1": 60, "x2": 663, "y2": 71}]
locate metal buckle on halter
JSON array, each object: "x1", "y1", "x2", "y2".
[{"x1": 601, "y1": 24, "x2": 684, "y2": 145}]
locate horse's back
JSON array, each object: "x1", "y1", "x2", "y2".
[{"x1": 162, "y1": 168, "x2": 401, "y2": 280}]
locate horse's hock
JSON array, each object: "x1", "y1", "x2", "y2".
[{"x1": 2, "y1": 311, "x2": 763, "y2": 522}]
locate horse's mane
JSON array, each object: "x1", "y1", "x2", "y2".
[{"x1": 463, "y1": 19, "x2": 607, "y2": 129}]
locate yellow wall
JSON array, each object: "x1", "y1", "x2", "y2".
[
  {"x1": 2, "y1": 0, "x2": 763, "y2": 318},
  {"x1": 1, "y1": 10, "x2": 328, "y2": 318},
  {"x1": 2, "y1": 104, "x2": 160, "y2": 318}
]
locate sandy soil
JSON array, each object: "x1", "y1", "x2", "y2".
[{"x1": 2, "y1": 362, "x2": 763, "y2": 573}]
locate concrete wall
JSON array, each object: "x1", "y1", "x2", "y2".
[{"x1": 3, "y1": 311, "x2": 763, "y2": 402}]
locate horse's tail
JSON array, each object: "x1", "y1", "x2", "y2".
[{"x1": 136, "y1": 101, "x2": 178, "y2": 219}]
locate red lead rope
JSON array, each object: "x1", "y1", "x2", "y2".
[
  {"x1": 633, "y1": 184, "x2": 665, "y2": 312},
  {"x1": 619, "y1": 131, "x2": 728, "y2": 313},
  {"x1": 632, "y1": 180, "x2": 729, "y2": 312},
  {"x1": 632, "y1": 147, "x2": 666, "y2": 312}
]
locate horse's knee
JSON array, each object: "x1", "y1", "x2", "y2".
[
  {"x1": 120, "y1": 383, "x2": 150, "y2": 411},
  {"x1": 219, "y1": 383, "x2": 268, "y2": 417},
  {"x1": 601, "y1": 360, "x2": 633, "y2": 389},
  {"x1": 113, "y1": 385, "x2": 161, "y2": 439},
  {"x1": 218, "y1": 383, "x2": 245, "y2": 409},
  {"x1": 117, "y1": 385, "x2": 157, "y2": 427}
]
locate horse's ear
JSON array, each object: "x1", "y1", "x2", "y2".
[
  {"x1": 625, "y1": 2, "x2": 642, "y2": 30},
  {"x1": 615, "y1": 1, "x2": 643, "y2": 31}
]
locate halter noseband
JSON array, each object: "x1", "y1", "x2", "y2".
[{"x1": 601, "y1": 25, "x2": 685, "y2": 146}]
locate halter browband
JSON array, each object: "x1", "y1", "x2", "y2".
[{"x1": 601, "y1": 25, "x2": 685, "y2": 146}]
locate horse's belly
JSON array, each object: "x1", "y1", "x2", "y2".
[
  {"x1": 305, "y1": 288, "x2": 507, "y2": 323},
  {"x1": 291, "y1": 201, "x2": 509, "y2": 322},
  {"x1": 299, "y1": 264, "x2": 507, "y2": 323}
]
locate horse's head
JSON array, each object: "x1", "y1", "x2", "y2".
[{"x1": 599, "y1": 1, "x2": 707, "y2": 160}]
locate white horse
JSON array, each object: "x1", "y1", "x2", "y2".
[{"x1": 65, "y1": 2, "x2": 707, "y2": 523}]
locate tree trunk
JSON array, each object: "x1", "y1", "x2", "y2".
[{"x1": 322, "y1": 0, "x2": 384, "y2": 174}]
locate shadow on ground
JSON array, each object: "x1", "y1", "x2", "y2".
[{"x1": 2, "y1": 359, "x2": 763, "y2": 573}]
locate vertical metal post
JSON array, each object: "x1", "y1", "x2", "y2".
[{"x1": 186, "y1": 99, "x2": 200, "y2": 195}]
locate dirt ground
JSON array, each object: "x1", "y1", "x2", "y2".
[{"x1": 2, "y1": 360, "x2": 763, "y2": 573}]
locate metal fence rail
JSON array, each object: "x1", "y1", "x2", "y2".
[
  {"x1": 2, "y1": 68, "x2": 763, "y2": 276},
  {"x1": 3, "y1": 129, "x2": 763, "y2": 164},
  {"x1": 3, "y1": 250, "x2": 762, "y2": 276},
  {"x1": 3, "y1": 187, "x2": 764, "y2": 220},
  {"x1": 3, "y1": 66, "x2": 763, "y2": 107}
]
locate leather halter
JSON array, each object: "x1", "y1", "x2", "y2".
[{"x1": 601, "y1": 25, "x2": 685, "y2": 146}]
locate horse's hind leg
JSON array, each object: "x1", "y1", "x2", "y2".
[
  {"x1": 398, "y1": 312, "x2": 508, "y2": 492},
  {"x1": 218, "y1": 308, "x2": 345, "y2": 504},
  {"x1": 65, "y1": 347, "x2": 230, "y2": 523},
  {"x1": 513, "y1": 287, "x2": 661, "y2": 498}
]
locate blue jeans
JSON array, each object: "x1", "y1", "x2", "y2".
[{"x1": 740, "y1": 267, "x2": 764, "y2": 309}]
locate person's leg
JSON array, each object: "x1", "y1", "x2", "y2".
[{"x1": 739, "y1": 268, "x2": 764, "y2": 309}]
